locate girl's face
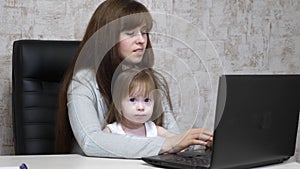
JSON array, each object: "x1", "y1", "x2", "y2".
[
  {"x1": 118, "y1": 24, "x2": 148, "y2": 64},
  {"x1": 121, "y1": 91, "x2": 154, "y2": 125}
]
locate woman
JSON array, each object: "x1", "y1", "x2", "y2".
[{"x1": 55, "y1": 0, "x2": 212, "y2": 158}]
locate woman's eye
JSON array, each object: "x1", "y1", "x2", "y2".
[
  {"x1": 126, "y1": 32, "x2": 135, "y2": 36},
  {"x1": 125, "y1": 30, "x2": 147, "y2": 36},
  {"x1": 129, "y1": 98, "x2": 137, "y2": 102}
]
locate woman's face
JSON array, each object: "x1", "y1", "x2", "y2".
[{"x1": 118, "y1": 24, "x2": 148, "y2": 64}]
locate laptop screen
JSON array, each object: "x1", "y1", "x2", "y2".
[{"x1": 211, "y1": 75, "x2": 300, "y2": 168}]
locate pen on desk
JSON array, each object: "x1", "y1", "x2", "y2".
[{"x1": 20, "y1": 164, "x2": 28, "y2": 169}]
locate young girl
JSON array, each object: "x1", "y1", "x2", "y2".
[{"x1": 103, "y1": 68, "x2": 175, "y2": 138}]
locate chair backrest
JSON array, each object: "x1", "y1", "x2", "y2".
[{"x1": 12, "y1": 40, "x2": 80, "y2": 154}]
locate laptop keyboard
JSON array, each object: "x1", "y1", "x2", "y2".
[
  {"x1": 159, "y1": 149, "x2": 211, "y2": 167},
  {"x1": 174, "y1": 154, "x2": 210, "y2": 166}
]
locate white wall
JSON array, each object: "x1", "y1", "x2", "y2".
[{"x1": 0, "y1": 0, "x2": 299, "y2": 161}]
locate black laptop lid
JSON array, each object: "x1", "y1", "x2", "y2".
[{"x1": 211, "y1": 75, "x2": 300, "y2": 169}]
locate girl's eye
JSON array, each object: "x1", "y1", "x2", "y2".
[
  {"x1": 129, "y1": 98, "x2": 137, "y2": 102},
  {"x1": 144, "y1": 98, "x2": 151, "y2": 103}
]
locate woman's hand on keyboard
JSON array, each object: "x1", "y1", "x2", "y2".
[{"x1": 160, "y1": 128, "x2": 213, "y2": 154}]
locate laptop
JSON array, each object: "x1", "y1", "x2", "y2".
[{"x1": 142, "y1": 74, "x2": 300, "y2": 169}]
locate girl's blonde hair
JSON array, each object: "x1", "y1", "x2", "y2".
[{"x1": 105, "y1": 68, "x2": 164, "y2": 127}]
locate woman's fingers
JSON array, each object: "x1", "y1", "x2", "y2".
[
  {"x1": 161, "y1": 128, "x2": 214, "y2": 154},
  {"x1": 182, "y1": 128, "x2": 213, "y2": 146},
  {"x1": 186, "y1": 128, "x2": 213, "y2": 142},
  {"x1": 199, "y1": 133, "x2": 213, "y2": 142}
]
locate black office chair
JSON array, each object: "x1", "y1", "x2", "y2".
[{"x1": 12, "y1": 40, "x2": 80, "y2": 154}]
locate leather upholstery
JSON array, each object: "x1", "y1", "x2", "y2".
[{"x1": 12, "y1": 40, "x2": 80, "y2": 154}]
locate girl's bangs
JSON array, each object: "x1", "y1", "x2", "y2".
[{"x1": 129, "y1": 78, "x2": 155, "y2": 98}]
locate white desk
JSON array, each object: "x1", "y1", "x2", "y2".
[
  {"x1": 0, "y1": 154, "x2": 299, "y2": 169},
  {"x1": 0, "y1": 155, "x2": 153, "y2": 169}
]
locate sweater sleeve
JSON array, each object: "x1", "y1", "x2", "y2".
[{"x1": 67, "y1": 70, "x2": 167, "y2": 158}]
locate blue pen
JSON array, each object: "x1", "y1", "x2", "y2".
[{"x1": 19, "y1": 164, "x2": 28, "y2": 169}]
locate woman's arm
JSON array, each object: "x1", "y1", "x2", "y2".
[{"x1": 157, "y1": 126, "x2": 176, "y2": 137}]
